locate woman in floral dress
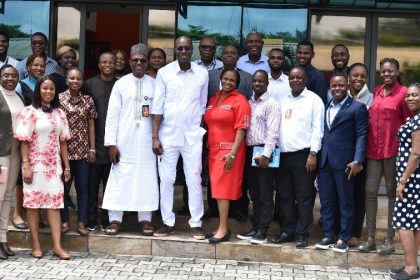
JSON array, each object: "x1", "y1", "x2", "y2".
[{"x1": 14, "y1": 75, "x2": 72, "y2": 260}]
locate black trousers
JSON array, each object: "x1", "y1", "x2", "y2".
[
  {"x1": 275, "y1": 149, "x2": 316, "y2": 236},
  {"x1": 87, "y1": 163, "x2": 111, "y2": 228},
  {"x1": 245, "y1": 146, "x2": 276, "y2": 233}
]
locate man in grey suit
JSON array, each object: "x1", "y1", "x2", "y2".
[
  {"x1": 208, "y1": 44, "x2": 253, "y2": 100},
  {"x1": 203, "y1": 44, "x2": 253, "y2": 220}
]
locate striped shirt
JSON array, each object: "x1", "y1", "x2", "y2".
[{"x1": 246, "y1": 91, "x2": 281, "y2": 158}]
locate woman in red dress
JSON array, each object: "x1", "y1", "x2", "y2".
[{"x1": 204, "y1": 69, "x2": 251, "y2": 243}]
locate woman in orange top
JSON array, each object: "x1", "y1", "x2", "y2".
[{"x1": 204, "y1": 69, "x2": 251, "y2": 243}]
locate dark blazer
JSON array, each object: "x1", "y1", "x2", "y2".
[
  {"x1": 320, "y1": 97, "x2": 369, "y2": 170},
  {"x1": 208, "y1": 68, "x2": 253, "y2": 100}
]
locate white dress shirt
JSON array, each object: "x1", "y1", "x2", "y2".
[
  {"x1": 151, "y1": 60, "x2": 208, "y2": 147},
  {"x1": 277, "y1": 88, "x2": 325, "y2": 153},
  {"x1": 268, "y1": 72, "x2": 290, "y2": 103},
  {"x1": 326, "y1": 96, "x2": 348, "y2": 129}
]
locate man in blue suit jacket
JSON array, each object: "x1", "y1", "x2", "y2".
[{"x1": 315, "y1": 74, "x2": 368, "y2": 253}]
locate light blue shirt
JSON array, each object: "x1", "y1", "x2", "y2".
[
  {"x1": 327, "y1": 96, "x2": 349, "y2": 128},
  {"x1": 15, "y1": 76, "x2": 37, "y2": 95},
  {"x1": 237, "y1": 54, "x2": 270, "y2": 75}
]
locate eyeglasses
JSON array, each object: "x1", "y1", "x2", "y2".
[
  {"x1": 199, "y1": 45, "x2": 215, "y2": 50},
  {"x1": 130, "y1": 58, "x2": 147, "y2": 64},
  {"x1": 176, "y1": 46, "x2": 192, "y2": 52},
  {"x1": 31, "y1": 40, "x2": 46, "y2": 46},
  {"x1": 1, "y1": 74, "x2": 18, "y2": 79}
]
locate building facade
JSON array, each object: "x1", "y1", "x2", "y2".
[{"x1": 1, "y1": 0, "x2": 420, "y2": 86}]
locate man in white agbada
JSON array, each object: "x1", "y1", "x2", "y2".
[
  {"x1": 151, "y1": 36, "x2": 208, "y2": 240},
  {"x1": 102, "y1": 43, "x2": 159, "y2": 236}
]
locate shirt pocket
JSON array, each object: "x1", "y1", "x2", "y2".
[{"x1": 383, "y1": 104, "x2": 397, "y2": 120}]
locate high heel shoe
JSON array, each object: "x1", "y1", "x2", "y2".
[
  {"x1": 208, "y1": 230, "x2": 231, "y2": 244},
  {"x1": 53, "y1": 250, "x2": 71, "y2": 260},
  {"x1": 31, "y1": 250, "x2": 43, "y2": 259}
]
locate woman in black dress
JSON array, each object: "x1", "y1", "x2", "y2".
[{"x1": 390, "y1": 82, "x2": 420, "y2": 280}]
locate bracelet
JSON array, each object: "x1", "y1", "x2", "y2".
[
  {"x1": 89, "y1": 149, "x2": 96, "y2": 153},
  {"x1": 22, "y1": 159, "x2": 29, "y2": 163},
  {"x1": 64, "y1": 168, "x2": 70, "y2": 171}
]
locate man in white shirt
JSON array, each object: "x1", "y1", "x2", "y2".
[
  {"x1": 102, "y1": 43, "x2": 159, "y2": 236},
  {"x1": 271, "y1": 66, "x2": 324, "y2": 248},
  {"x1": 237, "y1": 32, "x2": 270, "y2": 75},
  {"x1": 267, "y1": 48, "x2": 290, "y2": 102},
  {"x1": 152, "y1": 36, "x2": 208, "y2": 240},
  {"x1": 0, "y1": 32, "x2": 18, "y2": 68}
]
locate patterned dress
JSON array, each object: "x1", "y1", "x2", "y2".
[
  {"x1": 14, "y1": 106, "x2": 71, "y2": 209},
  {"x1": 392, "y1": 114, "x2": 420, "y2": 230}
]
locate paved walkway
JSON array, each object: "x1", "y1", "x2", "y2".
[{"x1": 0, "y1": 249, "x2": 391, "y2": 280}]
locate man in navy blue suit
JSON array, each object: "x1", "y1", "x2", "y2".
[{"x1": 315, "y1": 74, "x2": 368, "y2": 253}]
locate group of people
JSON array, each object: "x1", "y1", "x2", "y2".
[{"x1": 0, "y1": 30, "x2": 419, "y2": 280}]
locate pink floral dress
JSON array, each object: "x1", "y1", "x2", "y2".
[{"x1": 14, "y1": 106, "x2": 71, "y2": 209}]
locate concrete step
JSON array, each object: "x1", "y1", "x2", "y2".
[{"x1": 7, "y1": 225, "x2": 406, "y2": 270}]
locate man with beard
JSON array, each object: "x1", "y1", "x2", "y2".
[
  {"x1": 296, "y1": 41, "x2": 328, "y2": 103},
  {"x1": 0, "y1": 32, "x2": 18, "y2": 68}
]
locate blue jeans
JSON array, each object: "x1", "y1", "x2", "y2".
[{"x1": 60, "y1": 159, "x2": 89, "y2": 224}]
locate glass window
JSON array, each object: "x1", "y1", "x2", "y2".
[
  {"x1": 177, "y1": 6, "x2": 241, "y2": 60},
  {"x1": 242, "y1": 7, "x2": 307, "y2": 67},
  {"x1": 56, "y1": 7, "x2": 81, "y2": 58},
  {"x1": 0, "y1": 0, "x2": 50, "y2": 60},
  {"x1": 148, "y1": 9, "x2": 176, "y2": 62},
  {"x1": 310, "y1": 15, "x2": 366, "y2": 72},
  {"x1": 375, "y1": 17, "x2": 420, "y2": 85}
]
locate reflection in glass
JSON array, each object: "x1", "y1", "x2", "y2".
[
  {"x1": 56, "y1": 7, "x2": 81, "y2": 57},
  {"x1": 243, "y1": 7, "x2": 307, "y2": 68},
  {"x1": 177, "y1": 6, "x2": 241, "y2": 60},
  {"x1": 148, "y1": 9, "x2": 176, "y2": 62},
  {"x1": 0, "y1": 0, "x2": 50, "y2": 60},
  {"x1": 311, "y1": 15, "x2": 366, "y2": 72},
  {"x1": 376, "y1": 17, "x2": 420, "y2": 85}
]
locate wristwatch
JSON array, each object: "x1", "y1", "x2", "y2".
[
  {"x1": 353, "y1": 160, "x2": 362, "y2": 165},
  {"x1": 309, "y1": 151, "x2": 317, "y2": 156}
]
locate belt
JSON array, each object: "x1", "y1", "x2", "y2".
[{"x1": 281, "y1": 148, "x2": 310, "y2": 155}]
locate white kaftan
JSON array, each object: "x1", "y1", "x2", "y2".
[{"x1": 102, "y1": 74, "x2": 159, "y2": 212}]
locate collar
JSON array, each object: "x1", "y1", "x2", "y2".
[
  {"x1": 175, "y1": 60, "x2": 194, "y2": 73},
  {"x1": 348, "y1": 84, "x2": 369, "y2": 99},
  {"x1": 244, "y1": 54, "x2": 266, "y2": 65},
  {"x1": 287, "y1": 87, "x2": 308, "y2": 98},
  {"x1": 268, "y1": 72, "x2": 288, "y2": 82},
  {"x1": 376, "y1": 83, "x2": 401, "y2": 97},
  {"x1": 251, "y1": 91, "x2": 269, "y2": 102},
  {"x1": 332, "y1": 67, "x2": 350, "y2": 76},
  {"x1": 329, "y1": 95, "x2": 349, "y2": 108},
  {"x1": 196, "y1": 58, "x2": 216, "y2": 67}
]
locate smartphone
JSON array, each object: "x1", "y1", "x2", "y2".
[{"x1": 345, "y1": 167, "x2": 351, "y2": 175}]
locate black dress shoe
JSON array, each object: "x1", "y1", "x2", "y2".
[
  {"x1": 0, "y1": 242, "x2": 15, "y2": 256},
  {"x1": 12, "y1": 219, "x2": 28, "y2": 230},
  {"x1": 176, "y1": 205, "x2": 190, "y2": 215},
  {"x1": 209, "y1": 230, "x2": 231, "y2": 244},
  {"x1": 271, "y1": 232, "x2": 294, "y2": 244},
  {"x1": 295, "y1": 235, "x2": 309, "y2": 248},
  {"x1": 237, "y1": 229, "x2": 258, "y2": 240},
  {"x1": 0, "y1": 246, "x2": 8, "y2": 260}
]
